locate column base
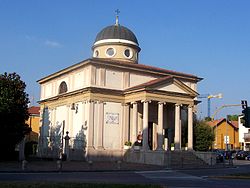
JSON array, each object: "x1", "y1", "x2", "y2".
[
  {"x1": 156, "y1": 147, "x2": 164, "y2": 151},
  {"x1": 87, "y1": 146, "x2": 95, "y2": 150},
  {"x1": 97, "y1": 146, "x2": 105, "y2": 150}
]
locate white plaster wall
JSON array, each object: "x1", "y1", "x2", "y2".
[
  {"x1": 44, "y1": 83, "x2": 53, "y2": 98},
  {"x1": 238, "y1": 117, "x2": 249, "y2": 143},
  {"x1": 40, "y1": 85, "x2": 45, "y2": 100},
  {"x1": 40, "y1": 66, "x2": 91, "y2": 100},
  {"x1": 156, "y1": 84, "x2": 187, "y2": 94},
  {"x1": 95, "y1": 68, "x2": 101, "y2": 86},
  {"x1": 54, "y1": 105, "x2": 68, "y2": 131},
  {"x1": 183, "y1": 81, "x2": 191, "y2": 88},
  {"x1": 74, "y1": 71, "x2": 84, "y2": 90},
  {"x1": 130, "y1": 73, "x2": 156, "y2": 87},
  {"x1": 191, "y1": 83, "x2": 197, "y2": 92},
  {"x1": 71, "y1": 102, "x2": 84, "y2": 137},
  {"x1": 183, "y1": 82, "x2": 197, "y2": 92},
  {"x1": 103, "y1": 102, "x2": 122, "y2": 149},
  {"x1": 40, "y1": 107, "x2": 51, "y2": 137},
  {"x1": 105, "y1": 69, "x2": 123, "y2": 89}
]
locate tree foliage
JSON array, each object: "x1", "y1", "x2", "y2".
[
  {"x1": 204, "y1": 116, "x2": 212, "y2": 121},
  {"x1": 227, "y1": 114, "x2": 238, "y2": 121},
  {"x1": 194, "y1": 120, "x2": 215, "y2": 151},
  {"x1": 0, "y1": 72, "x2": 30, "y2": 160}
]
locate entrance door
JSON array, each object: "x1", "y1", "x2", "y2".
[{"x1": 148, "y1": 122, "x2": 153, "y2": 150}]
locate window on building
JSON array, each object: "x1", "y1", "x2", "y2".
[
  {"x1": 93, "y1": 50, "x2": 99, "y2": 57},
  {"x1": 59, "y1": 81, "x2": 68, "y2": 94},
  {"x1": 106, "y1": 48, "x2": 115, "y2": 57},
  {"x1": 124, "y1": 48, "x2": 133, "y2": 59}
]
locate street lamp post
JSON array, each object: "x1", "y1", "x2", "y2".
[{"x1": 207, "y1": 93, "x2": 223, "y2": 118}]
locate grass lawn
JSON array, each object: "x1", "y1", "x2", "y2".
[{"x1": 0, "y1": 182, "x2": 162, "y2": 188}]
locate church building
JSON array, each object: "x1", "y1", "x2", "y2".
[{"x1": 38, "y1": 15, "x2": 202, "y2": 165}]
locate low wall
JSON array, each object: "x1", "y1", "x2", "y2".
[
  {"x1": 86, "y1": 148, "x2": 123, "y2": 161},
  {"x1": 193, "y1": 151, "x2": 216, "y2": 165},
  {"x1": 123, "y1": 149, "x2": 168, "y2": 166}
]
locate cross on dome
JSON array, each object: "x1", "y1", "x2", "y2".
[{"x1": 115, "y1": 9, "x2": 120, "y2": 26}]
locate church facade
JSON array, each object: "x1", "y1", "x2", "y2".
[{"x1": 38, "y1": 17, "x2": 202, "y2": 164}]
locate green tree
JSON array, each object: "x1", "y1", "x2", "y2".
[
  {"x1": 227, "y1": 114, "x2": 238, "y2": 121},
  {"x1": 193, "y1": 120, "x2": 215, "y2": 151},
  {"x1": 204, "y1": 116, "x2": 212, "y2": 121},
  {"x1": 0, "y1": 72, "x2": 31, "y2": 160}
]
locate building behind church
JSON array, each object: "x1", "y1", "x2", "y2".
[{"x1": 37, "y1": 16, "x2": 203, "y2": 165}]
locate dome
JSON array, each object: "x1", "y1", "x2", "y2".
[{"x1": 93, "y1": 25, "x2": 139, "y2": 47}]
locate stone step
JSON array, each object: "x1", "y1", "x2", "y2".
[{"x1": 169, "y1": 151, "x2": 208, "y2": 168}]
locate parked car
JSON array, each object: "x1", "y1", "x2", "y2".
[
  {"x1": 246, "y1": 154, "x2": 250, "y2": 160},
  {"x1": 235, "y1": 151, "x2": 249, "y2": 160},
  {"x1": 215, "y1": 150, "x2": 224, "y2": 162}
]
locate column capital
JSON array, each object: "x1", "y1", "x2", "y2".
[
  {"x1": 141, "y1": 100, "x2": 151, "y2": 103},
  {"x1": 87, "y1": 99, "x2": 98, "y2": 103},
  {"x1": 121, "y1": 103, "x2": 130, "y2": 106},
  {"x1": 131, "y1": 101, "x2": 138, "y2": 105},
  {"x1": 158, "y1": 101, "x2": 166, "y2": 105},
  {"x1": 97, "y1": 100, "x2": 104, "y2": 104},
  {"x1": 175, "y1": 103, "x2": 182, "y2": 107}
]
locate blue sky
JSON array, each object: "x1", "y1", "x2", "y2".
[{"x1": 1, "y1": 0, "x2": 249, "y2": 119}]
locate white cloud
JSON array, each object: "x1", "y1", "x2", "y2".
[
  {"x1": 44, "y1": 40, "x2": 62, "y2": 48},
  {"x1": 25, "y1": 35, "x2": 63, "y2": 48},
  {"x1": 25, "y1": 35, "x2": 37, "y2": 41}
]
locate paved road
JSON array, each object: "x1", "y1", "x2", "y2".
[
  {"x1": 1, "y1": 167, "x2": 250, "y2": 188},
  {"x1": 0, "y1": 160, "x2": 250, "y2": 187}
]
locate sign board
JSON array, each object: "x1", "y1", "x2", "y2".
[
  {"x1": 224, "y1": 136, "x2": 229, "y2": 144},
  {"x1": 105, "y1": 112, "x2": 119, "y2": 124}
]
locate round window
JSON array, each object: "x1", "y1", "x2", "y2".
[
  {"x1": 93, "y1": 50, "x2": 99, "y2": 57},
  {"x1": 106, "y1": 48, "x2": 115, "y2": 57},
  {"x1": 124, "y1": 49, "x2": 133, "y2": 59}
]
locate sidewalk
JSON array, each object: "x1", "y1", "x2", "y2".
[
  {"x1": 0, "y1": 158, "x2": 238, "y2": 173},
  {"x1": 0, "y1": 160, "x2": 165, "y2": 173}
]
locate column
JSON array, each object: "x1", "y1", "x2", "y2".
[
  {"x1": 157, "y1": 102, "x2": 164, "y2": 150},
  {"x1": 97, "y1": 101, "x2": 104, "y2": 149},
  {"x1": 122, "y1": 104, "x2": 130, "y2": 147},
  {"x1": 87, "y1": 100, "x2": 94, "y2": 149},
  {"x1": 132, "y1": 102, "x2": 138, "y2": 144},
  {"x1": 188, "y1": 105, "x2": 193, "y2": 150},
  {"x1": 142, "y1": 101, "x2": 149, "y2": 150},
  {"x1": 174, "y1": 104, "x2": 181, "y2": 150}
]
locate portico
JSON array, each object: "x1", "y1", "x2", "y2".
[{"x1": 122, "y1": 101, "x2": 195, "y2": 151}]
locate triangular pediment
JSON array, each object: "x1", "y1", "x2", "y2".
[
  {"x1": 125, "y1": 76, "x2": 198, "y2": 96},
  {"x1": 154, "y1": 78, "x2": 197, "y2": 96},
  {"x1": 155, "y1": 82, "x2": 187, "y2": 94}
]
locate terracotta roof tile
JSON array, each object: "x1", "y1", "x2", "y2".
[
  {"x1": 92, "y1": 58, "x2": 202, "y2": 81},
  {"x1": 230, "y1": 121, "x2": 238, "y2": 129},
  {"x1": 207, "y1": 118, "x2": 238, "y2": 129},
  {"x1": 28, "y1": 106, "x2": 40, "y2": 115}
]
